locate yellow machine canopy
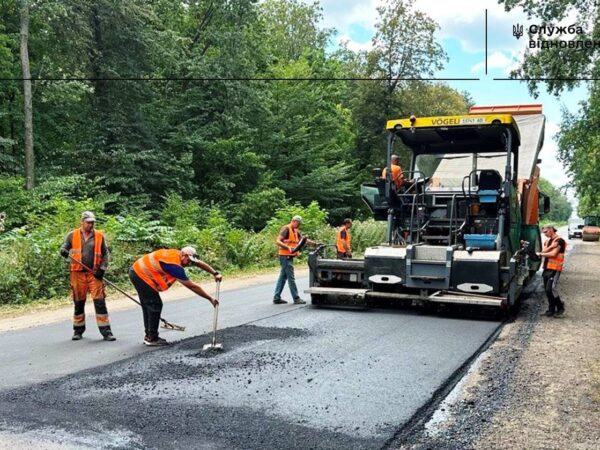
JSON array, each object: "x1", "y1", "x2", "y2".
[{"x1": 386, "y1": 105, "x2": 545, "y2": 181}]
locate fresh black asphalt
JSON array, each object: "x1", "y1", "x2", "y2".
[{"x1": 0, "y1": 288, "x2": 502, "y2": 449}]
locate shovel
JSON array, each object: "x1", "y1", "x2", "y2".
[{"x1": 202, "y1": 280, "x2": 223, "y2": 352}]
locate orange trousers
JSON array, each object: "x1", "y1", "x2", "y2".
[{"x1": 70, "y1": 271, "x2": 111, "y2": 334}]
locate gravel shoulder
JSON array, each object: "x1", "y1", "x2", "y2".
[
  {"x1": 472, "y1": 239, "x2": 600, "y2": 449},
  {"x1": 396, "y1": 238, "x2": 600, "y2": 449}
]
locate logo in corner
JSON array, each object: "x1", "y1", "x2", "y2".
[{"x1": 513, "y1": 24, "x2": 524, "y2": 39}]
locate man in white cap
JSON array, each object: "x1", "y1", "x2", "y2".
[
  {"x1": 130, "y1": 246, "x2": 222, "y2": 346},
  {"x1": 273, "y1": 215, "x2": 315, "y2": 304},
  {"x1": 60, "y1": 211, "x2": 115, "y2": 341}
]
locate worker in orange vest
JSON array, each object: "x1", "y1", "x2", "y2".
[
  {"x1": 60, "y1": 211, "x2": 115, "y2": 342},
  {"x1": 129, "y1": 246, "x2": 222, "y2": 346},
  {"x1": 273, "y1": 215, "x2": 316, "y2": 305},
  {"x1": 537, "y1": 224, "x2": 566, "y2": 318},
  {"x1": 336, "y1": 218, "x2": 353, "y2": 259},
  {"x1": 381, "y1": 154, "x2": 407, "y2": 190}
]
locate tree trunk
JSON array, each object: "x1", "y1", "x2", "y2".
[{"x1": 20, "y1": 0, "x2": 34, "y2": 190}]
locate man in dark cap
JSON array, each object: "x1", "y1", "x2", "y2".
[{"x1": 537, "y1": 224, "x2": 566, "y2": 318}]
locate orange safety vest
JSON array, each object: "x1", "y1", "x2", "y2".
[
  {"x1": 382, "y1": 164, "x2": 404, "y2": 189},
  {"x1": 70, "y1": 228, "x2": 104, "y2": 271},
  {"x1": 132, "y1": 249, "x2": 183, "y2": 292},
  {"x1": 336, "y1": 226, "x2": 351, "y2": 253},
  {"x1": 278, "y1": 224, "x2": 299, "y2": 257},
  {"x1": 544, "y1": 236, "x2": 565, "y2": 272}
]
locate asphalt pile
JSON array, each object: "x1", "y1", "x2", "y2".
[{"x1": 0, "y1": 324, "x2": 375, "y2": 450}]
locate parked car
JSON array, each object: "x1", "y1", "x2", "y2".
[{"x1": 568, "y1": 218, "x2": 584, "y2": 239}]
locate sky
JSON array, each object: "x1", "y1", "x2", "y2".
[{"x1": 317, "y1": 0, "x2": 589, "y2": 207}]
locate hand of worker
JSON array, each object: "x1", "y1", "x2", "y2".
[
  {"x1": 60, "y1": 248, "x2": 69, "y2": 259},
  {"x1": 210, "y1": 296, "x2": 219, "y2": 307},
  {"x1": 347, "y1": 252, "x2": 352, "y2": 258},
  {"x1": 93, "y1": 269, "x2": 105, "y2": 280},
  {"x1": 213, "y1": 272, "x2": 222, "y2": 282}
]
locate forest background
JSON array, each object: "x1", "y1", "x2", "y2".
[{"x1": 0, "y1": 0, "x2": 573, "y2": 305}]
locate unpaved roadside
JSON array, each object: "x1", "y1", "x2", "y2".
[
  {"x1": 0, "y1": 268, "x2": 308, "y2": 334},
  {"x1": 396, "y1": 238, "x2": 600, "y2": 449},
  {"x1": 471, "y1": 240, "x2": 600, "y2": 449}
]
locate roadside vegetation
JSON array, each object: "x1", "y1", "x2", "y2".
[
  {"x1": 0, "y1": 0, "x2": 571, "y2": 306},
  {"x1": 0, "y1": 175, "x2": 385, "y2": 305},
  {"x1": 499, "y1": 0, "x2": 600, "y2": 218}
]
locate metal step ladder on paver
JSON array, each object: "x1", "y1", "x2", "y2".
[{"x1": 405, "y1": 244, "x2": 452, "y2": 290}]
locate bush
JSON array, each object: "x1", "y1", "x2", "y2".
[
  {"x1": 349, "y1": 220, "x2": 386, "y2": 254},
  {"x1": 0, "y1": 177, "x2": 31, "y2": 229},
  {"x1": 265, "y1": 201, "x2": 328, "y2": 237},
  {"x1": 0, "y1": 227, "x2": 68, "y2": 304},
  {"x1": 0, "y1": 189, "x2": 384, "y2": 306},
  {"x1": 160, "y1": 192, "x2": 209, "y2": 229},
  {"x1": 0, "y1": 176, "x2": 110, "y2": 230},
  {"x1": 234, "y1": 187, "x2": 287, "y2": 231}
]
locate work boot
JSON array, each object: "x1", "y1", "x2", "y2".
[
  {"x1": 144, "y1": 336, "x2": 169, "y2": 347},
  {"x1": 72, "y1": 332, "x2": 83, "y2": 341},
  {"x1": 273, "y1": 299, "x2": 288, "y2": 304},
  {"x1": 554, "y1": 308, "x2": 565, "y2": 318},
  {"x1": 102, "y1": 331, "x2": 116, "y2": 341},
  {"x1": 293, "y1": 298, "x2": 306, "y2": 305},
  {"x1": 543, "y1": 310, "x2": 555, "y2": 317}
]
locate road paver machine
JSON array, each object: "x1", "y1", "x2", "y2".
[{"x1": 307, "y1": 105, "x2": 549, "y2": 309}]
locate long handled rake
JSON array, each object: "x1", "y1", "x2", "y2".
[{"x1": 68, "y1": 255, "x2": 185, "y2": 331}]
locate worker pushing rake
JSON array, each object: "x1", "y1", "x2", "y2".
[
  {"x1": 129, "y1": 246, "x2": 222, "y2": 346},
  {"x1": 68, "y1": 245, "x2": 222, "y2": 347}
]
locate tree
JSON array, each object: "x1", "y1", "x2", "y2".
[
  {"x1": 500, "y1": 0, "x2": 597, "y2": 96},
  {"x1": 159, "y1": 0, "x2": 269, "y2": 204},
  {"x1": 370, "y1": 0, "x2": 446, "y2": 103},
  {"x1": 346, "y1": 0, "x2": 448, "y2": 173},
  {"x1": 557, "y1": 88, "x2": 600, "y2": 216},
  {"x1": 538, "y1": 178, "x2": 573, "y2": 222},
  {"x1": 19, "y1": 0, "x2": 33, "y2": 189},
  {"x1": 258, "y1": 51, "x2": 359, "y2": 221},
  {"x1": 0, "y1": 8, "x2": 20, "y2": 175},
  {"x1": 500, "y1": 0, "x2": 600, "y2": 216},
  {"x1": 260, "y1": 0, "x2": 331, "y2": 63}
]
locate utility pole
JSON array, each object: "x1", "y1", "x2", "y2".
[{"x1": 20, "y1": 0, "x2": 34, "y2": 190}]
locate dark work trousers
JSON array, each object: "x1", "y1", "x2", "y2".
[
  {"x1": 542, "y1": 269, "x2": 564, "y2": 313},
  {"x1": 73, "y1": 299, "x2": 110, "y2": 335},
  {"x1": 129, "y1": 267, "x2": 163, "y2": 339}
]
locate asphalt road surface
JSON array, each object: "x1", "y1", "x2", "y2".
[{"x1": 0, "y1": 276, "x2": 502, "y2": 449}]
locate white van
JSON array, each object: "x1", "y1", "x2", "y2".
[{"x1": 568, "y1": 218, "x2": 584, "y2": 239}]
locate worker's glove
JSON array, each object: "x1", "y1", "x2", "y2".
[
  {"x1": 93, "y1": 269, "x2": 105, "y2": 280},
  {"x1": 60, "y1": 248, "x2": 69, "y2": 259}
]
